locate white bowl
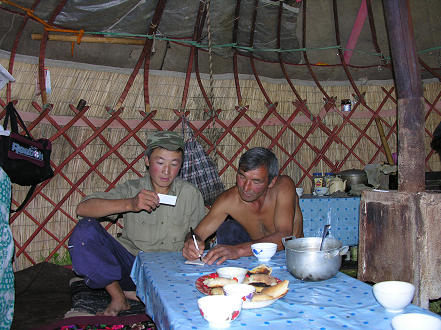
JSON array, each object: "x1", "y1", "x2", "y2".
[
  {"x1": 315, "y1": 187, "x2": 329, "y2": 196},
  {"x1": 223, "y1": 283, "x2": 255, "y2": 303},
  {"x1": 391, "y1": 313, "x2": 441, "y2": 330},
  {"x1": 198, "y1": 295, "x2": 242, "y2": 328},
  {"x1": 372, "y1": 281, "x2": 415, "y2": 313},
  {"x1": 251, "y1": 242, "x2": 277, "y2": 263},
  {"x1": 217, "y1": 267, "x2": 248, "y2": 284}
]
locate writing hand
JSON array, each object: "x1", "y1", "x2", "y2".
[
  {"x1": 182, "y1": 235, "x2": 204, "y2": 261},
  {"x1": 202, "y1": 244, "x2": 241, "y2": 265}
]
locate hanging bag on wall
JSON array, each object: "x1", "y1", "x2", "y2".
[
  {"x1": 179, "y1": 117, "x2": 225, "y2": 207},
  {"x1": 0, "y1": 102, "x2": 54, "y2": 212}
]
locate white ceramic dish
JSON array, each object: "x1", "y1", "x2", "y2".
[
  {"x1": 197, "y1": 295, "x2": 242, "y2": 328},
  {"x1": 391, "y1": 313, "x2": 441, "y2": 330},
  {"x1": 314, "y1": 187, "x2": 329, "y2": 196},
  {"x1": 242, "y1": 297, "x2": 278, "y2": 309},
  {"x1": 217, "y1": 267, "x2": 248, "y2": 284},
  {"x1": 372, "y1": 281, "x2": 415, "y2": 313},
  {"x1": 251, "y1": 242, "x2": 277, "y2": 263},
  {"x1": 223, "y1": 283, "x2": 255, "y2": 303},
  {"x1": 196, "y1": 273, "x2": 284, "y2": 310}
]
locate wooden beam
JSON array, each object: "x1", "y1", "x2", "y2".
[
  {"x1": 383, "y1": 0, "x2": 425, "y2": 192},
  {"x1": 31, "y1": 33, "x2": 146, "y2": 45},
  {"x1": 344, "y1": 0, "x2": 367, "y2": 64}
]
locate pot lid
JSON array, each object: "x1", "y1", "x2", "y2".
[{"x1": 337, "y1": 168, "x2": 366, "y2": 176}]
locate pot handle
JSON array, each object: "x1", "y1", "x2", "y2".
[
  {"x1": 282, "y1": 236, "x2": 296, "y2": 247},
  {"x1": 339, "y1": 245, "x2": 349, "y2": 256},
  {"x1": 326, "y1": 245, "x2": 349, "y2": 258}
]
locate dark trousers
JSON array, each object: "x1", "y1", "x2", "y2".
[
  {"x1": 68, "y1": 218, "x2": 136, "y2": 291},
  {"x1": 216, "y1": 217, "x2": 251, "y2": 245}
]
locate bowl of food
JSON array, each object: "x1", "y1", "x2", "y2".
[
  {"x1": 197, "y1": 295, "x2": 242, "y2": 328},
  {"x1": 372, "y1": 281, "x2": 415, "y2": 313},
  {"x1": 223, "y1": 283, "x2": 255, "y2": 303},
  {"x1": 217, "y1": 267, "x2": 248, "y2": 284},
  {"x1": 391, "y1": 313, "x2": 441, "y2": 330},
  {"x1": 251, "y1": 242, "x2": 277, "y2": 263}
]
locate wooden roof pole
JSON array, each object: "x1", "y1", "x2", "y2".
[
  {"x1": 143, "y1": 0, "x2": 167, "y2": 113},
  {"x1": 31, "y1": 33, "x2": 147, "y2": 45},
  {"x1": 38, "y1": 0, "x2": 68, "y2": 106},
  {"x1": 8, "y1": 0, "x2": 42, "y2": 102},
  {"x1": 382, "y1": 0, "x2": 425, "y2": 192},
  {"x1": 333, "y1": 0, "x2": 395, "y2": 166},
  {"x1": 232, "y1": 0, "x2": 243, "y2": 106}
]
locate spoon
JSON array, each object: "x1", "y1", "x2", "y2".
[{"x1": 320, "y1": 224, "x2": 331, "y2": 251}]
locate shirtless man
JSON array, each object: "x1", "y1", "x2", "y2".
[{"x1": 182, "y1": 147, "x2": 303, "y2": 265}]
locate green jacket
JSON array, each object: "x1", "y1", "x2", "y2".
[{"x1": 82, "y1": 176, "x2": 206, "y2": 255}]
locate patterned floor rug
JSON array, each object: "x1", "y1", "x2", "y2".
[
  {"x1": 35, "y1": 314, "x2": 156, "y2": 330},
  {"x1": 69, "y1": 278, "x2": 146, "y2": 316}
]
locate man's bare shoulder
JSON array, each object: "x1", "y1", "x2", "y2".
[
  {"x1": 209, "y1": 186, "x2": 242, "y2": 216},
  {"x1": 274, "y1": 175, "x2": 296, "y2": 191},
  {"x1": 211, "y1": 186, "x2": 240, "y2": 206}
]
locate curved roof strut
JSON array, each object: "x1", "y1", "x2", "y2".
[{"x1": 333, "y1": 0, "x2": 394, "y2": 166}]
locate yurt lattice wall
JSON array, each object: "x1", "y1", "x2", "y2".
[{"x1": 2, "y1": 56, "x2": 441, "y2": 271}]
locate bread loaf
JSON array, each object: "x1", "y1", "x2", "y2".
[
  {"x1": 243, "y1": 274, "x2": 277, "y2": 286},
  {"x1": 260, "y1": 280, "x2": 289, "y2": 298},
  {"x1": 203, "y1": 277, "x2": 238, "y2": 288},
  {"x1": 210, "y1": 287, "x2": 225, "y2": 295},
  {"x1": 249, "y1": 264, "x2": 272, "y2": 275},
  {"x1": 251, "y1": 293, "x2": 274, "y2": 302}
]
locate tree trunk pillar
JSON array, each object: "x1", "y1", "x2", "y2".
[{"x1": 383, "y1": 0, "x2": 425, "y2": 192}]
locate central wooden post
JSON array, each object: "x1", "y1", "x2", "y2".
[
  {"x1": 357, "y1": 1, "x2": 441, "y2": 309},
  {"x1": 383, "y1": 0, "x2": 425, "y2": 192}
]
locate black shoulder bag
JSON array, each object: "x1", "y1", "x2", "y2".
[{"x1": 0, "y1": 102, "x2": 54, "y2": 212}]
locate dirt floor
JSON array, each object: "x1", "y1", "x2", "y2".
[{"x1": 12, "y1": 262, "x2": 74, "y2": 330}]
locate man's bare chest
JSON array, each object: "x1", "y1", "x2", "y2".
[{"x1": 231, "y1": 206, "x2": 276, "y2": 237}]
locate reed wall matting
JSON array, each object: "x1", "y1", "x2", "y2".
[{"x1": 1, "y1": 58, "x2": 440, "y2": 271}]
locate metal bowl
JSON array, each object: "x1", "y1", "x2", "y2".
[{"x1": 337, "y1": 169, "x2": 368, "y2": 191}]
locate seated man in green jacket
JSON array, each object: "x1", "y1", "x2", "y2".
[{"x1": 69, "y1": 131, "x2": 206, "y2": 316}]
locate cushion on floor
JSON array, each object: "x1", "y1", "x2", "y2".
[
  {"x1": 69, "y1": 279, "x2": 146, "y2": 316},
  {"x1": 34, "y1": 314, "x2": 156, "y2": 330}
]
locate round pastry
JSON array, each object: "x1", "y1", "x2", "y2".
[
  {"x1": 251, "y1": 293, "x2": 274, "y2": 302},
  {"x1": 243, "y1": 274, "x2": 278, "y2": 286},
  {"x1": 203, "y1": 277, "x2": 238, "y2": 288},
  {"x1": 260, "y1": 280, "x2": 289, "y2": 298},
  {"x1": 210, "y1": 287, "x2": 225, "y2": 295},
  {"x1": 249, "y1": 282, "x2": 268, "y2": 293},
  {"x1": 248, "y1": 264, "x2": 272, "y2": 275}
]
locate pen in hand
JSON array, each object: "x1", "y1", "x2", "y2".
[{"x1": 190, "y1": 227, "x2": 203, "y2": 262}]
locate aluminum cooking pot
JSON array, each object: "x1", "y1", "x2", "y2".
[
  {"x1": 337, "y1": 169, "x2": 368, "y2": 191},
  {"x1": 282, "y1": 237, "x2": 349, "y2": 281}
]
